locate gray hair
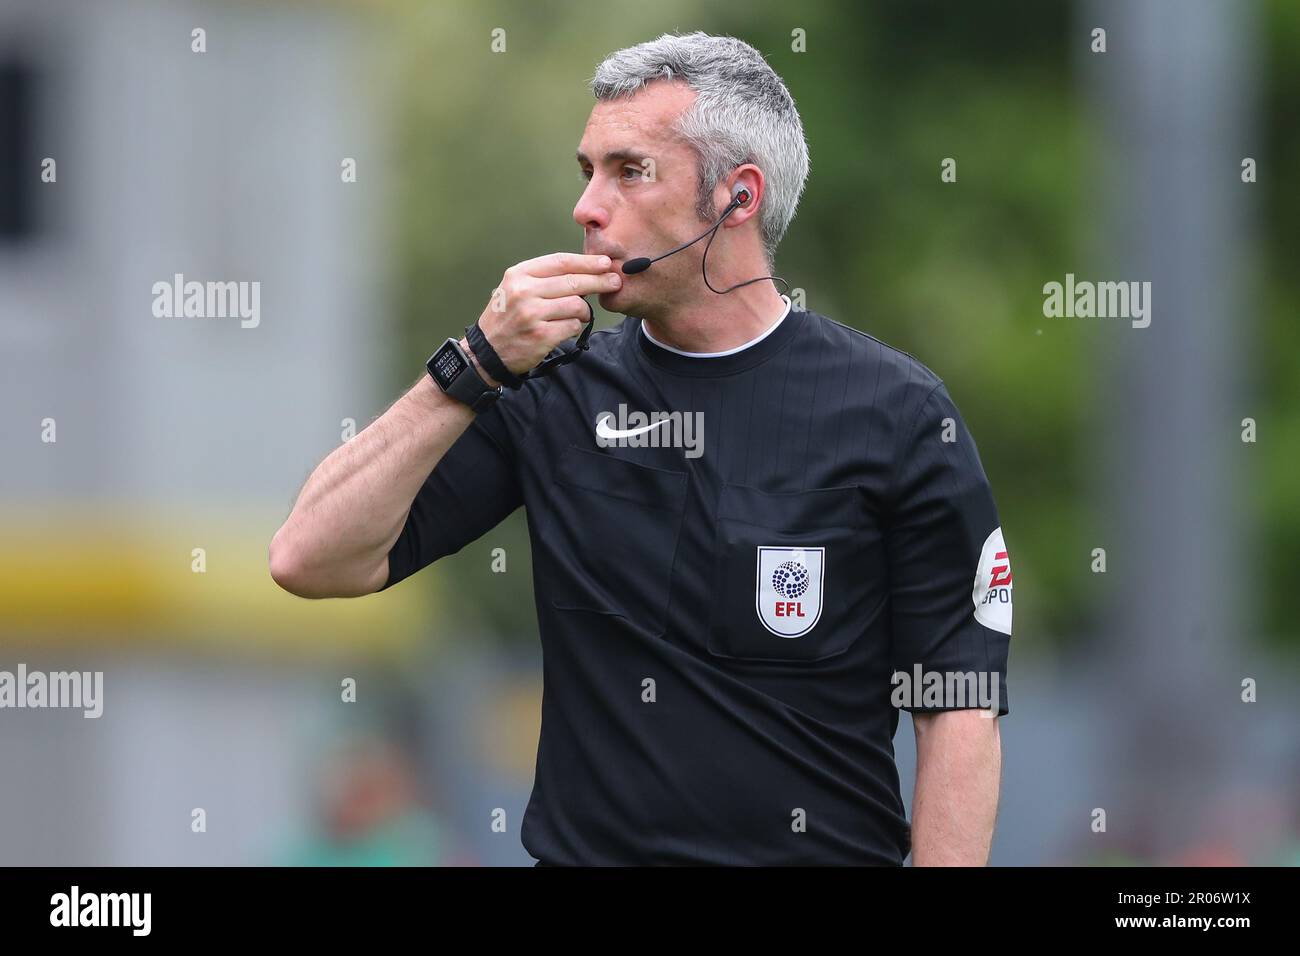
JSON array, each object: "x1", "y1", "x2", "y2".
[{"x1": 589, "y1": 32, "x2": 810, "y2": 267}]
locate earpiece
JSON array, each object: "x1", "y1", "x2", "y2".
[{"x1": 732, "y1": 185, "x2": 752, "y2": 208}]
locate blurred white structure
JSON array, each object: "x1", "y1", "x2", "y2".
[{"x1": 0, "y1": 0, "x2": 405, "y2": 864}]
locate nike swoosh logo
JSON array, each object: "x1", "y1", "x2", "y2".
[{"x1": 595, "y1": 413, "x2": 672, "y2": 440}]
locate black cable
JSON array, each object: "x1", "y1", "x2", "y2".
[{"x1": 698, "y1": 212, "x2": 791, "y2": 296}]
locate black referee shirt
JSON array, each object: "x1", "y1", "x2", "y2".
[{"x1": 382, "y1": 299, "x2": 1013, "y2": 865}]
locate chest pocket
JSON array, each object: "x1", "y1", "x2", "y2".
[
  {"x1": 548, "y1": 444, "x2": 688, "y2": 635},
  {"x1": 708, "y1": 483, "x2": 881, "y2": 663}
]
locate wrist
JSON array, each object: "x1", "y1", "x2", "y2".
[
  {"x1": 412, "y1": 370, "x2": 462, "y2": 413},
  {"x1": 459, "y1": 336, "x2": 501, "y2": 389}
]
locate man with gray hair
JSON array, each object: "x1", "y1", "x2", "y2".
[{"x1": 271, "y1": 31, "x2": 1011, "y2": 866}]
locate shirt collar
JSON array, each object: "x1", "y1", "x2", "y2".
[
  {"x1": 632, "y1": 295, "x2": 805, "y2": 378},
  {"x1": 639, "y1": 294, "x2": 793, "y2": 358}
]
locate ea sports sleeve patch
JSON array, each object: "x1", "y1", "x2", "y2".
[{"x1": 972, "y1": 526, "x2": 1013, "y2": 635}]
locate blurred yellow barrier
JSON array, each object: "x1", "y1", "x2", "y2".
[{"x1": 0, "y1": 505, "x2": 435, "y2": 657}]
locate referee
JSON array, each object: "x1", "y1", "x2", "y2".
[{"x1": 270, "y1": 32, "x2": 1012, "y2": 866}]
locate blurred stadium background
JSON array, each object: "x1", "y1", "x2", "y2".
[{"x1": 0, "y1": 0, "x2": 1296, "y2": 865}]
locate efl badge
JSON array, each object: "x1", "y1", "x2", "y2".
[
  {"x1": 972, "y1": 526, "x2": 1013, "y2": 635},
  {"x1": 756, "y1": 546, "x2": 825, "y2": 638}
]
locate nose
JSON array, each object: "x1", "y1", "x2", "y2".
[{"x1": 573, "y1": 178, "x2": 610, "y2": 232}]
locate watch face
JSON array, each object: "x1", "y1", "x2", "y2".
[{"x1": 431, "y1": 342, "x2": 467, "y2": 389}]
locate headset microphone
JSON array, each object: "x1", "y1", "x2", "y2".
[
  {"x1": 617, "y1": 256, "x2": 654, "y2": 276},
  {"x1": 621, "y1": 185, "x2": 789, "y2": 295}
]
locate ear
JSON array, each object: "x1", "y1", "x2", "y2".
[{"x1": 722, "y1": 164, "x2": 764, "y2": 227}]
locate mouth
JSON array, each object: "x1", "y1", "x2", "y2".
[
  {"x1": 584, "y1": 246, "x2": 629, "y2": 284},
  {"x1": 588, "y1": 258, "x2": 629, "y2": 285}
]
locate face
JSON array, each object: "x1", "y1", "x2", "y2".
[{"x1": 574, "y1": 81, "x2": 713, "y2": 315}]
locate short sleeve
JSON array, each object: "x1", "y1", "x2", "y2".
[
  {"x1": 885, "y1": 382, "x2": 1012, "y2": 715},
  {"x1": 379, "y1": 377, "x2": 552, "y2": 591}
]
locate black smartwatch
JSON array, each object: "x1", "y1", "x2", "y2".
[{"x1": 426, "y1": 337, "x2": 503, "y2": 412}]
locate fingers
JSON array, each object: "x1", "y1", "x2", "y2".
[
  {"x1": 540, "y1": 316, "x2": 589, "y2": 346},
  {"x1": 482, "y1": 255, "x2": 604, "y2": 376},
  {"x1": 531, "y1": 270, "x2": 622, "y2": 300},
  {"x1": 519, "y1": 252, "x2": 612, "y2": 279},
  {"x1": 535, "y1": 295, "x2": 593, "y2": 324}
]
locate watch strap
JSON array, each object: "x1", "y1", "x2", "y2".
[{"x1": 465, "y1": 320, "x2": 525, "y2": 390}]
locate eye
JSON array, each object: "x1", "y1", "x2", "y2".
[
  {"x1": 620, "y1": 165, "x2": 642, "y2": 181},
  {"x1": 578, "y1": 167, "x2": 592, "y2": 181}
]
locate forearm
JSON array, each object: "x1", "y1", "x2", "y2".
[
  {"x1": 269, "y1": 369, "x2": 476, "y2": 598},
  {"x1": 270, "y1": 249, "x2": 615, "y2": 598},
  {"x1": 910, "y1": 709, "x2": 1001, "y2": 865}
]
